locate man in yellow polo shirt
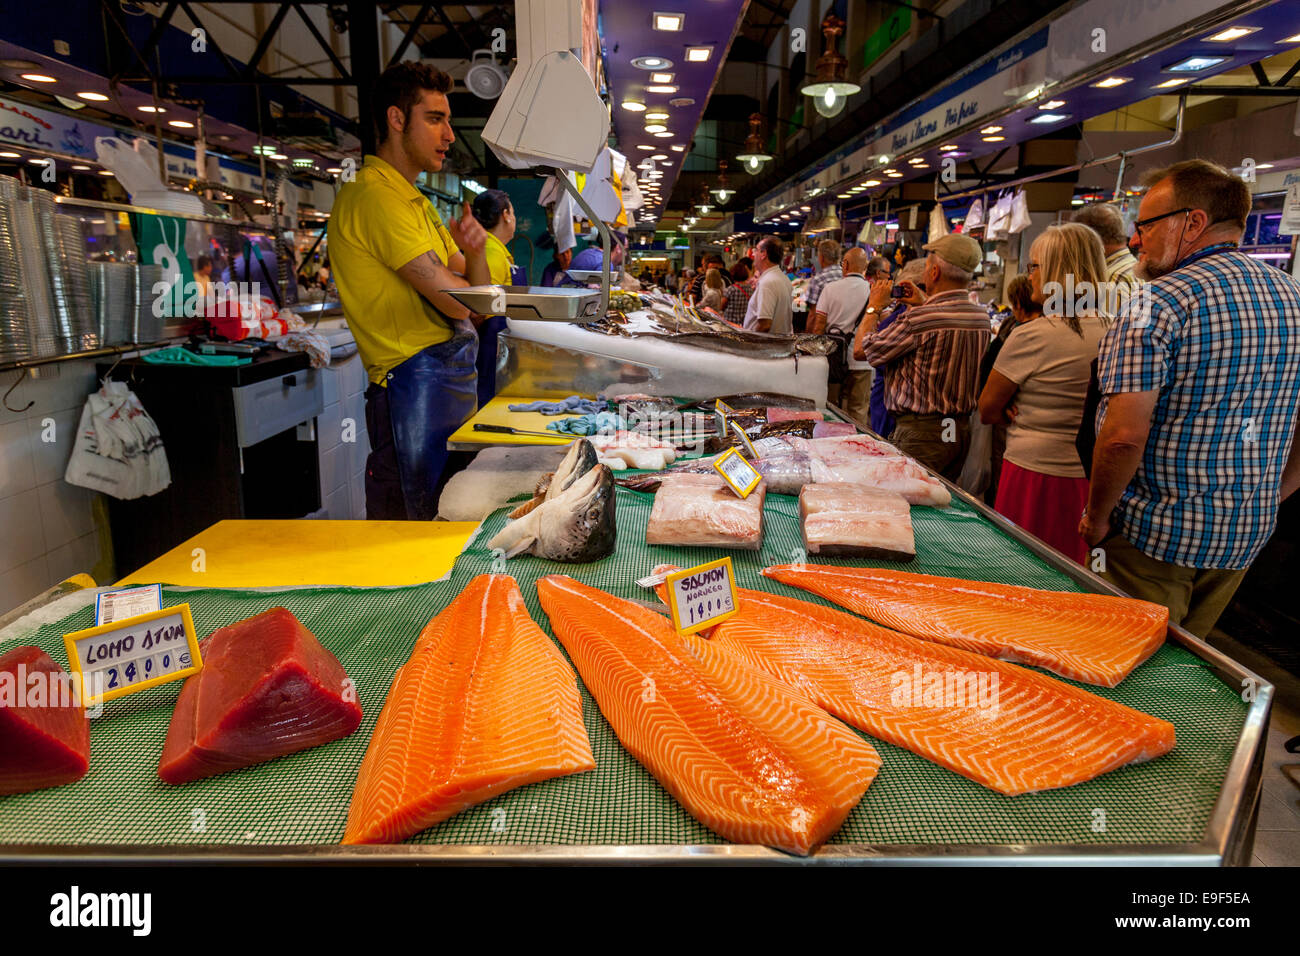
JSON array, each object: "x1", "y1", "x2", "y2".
[
  {"x1": 330, "y1": 62, "x2": 491, "y2": 520},
  {"x1": 470, "y1": 188, "x2": 522, "y2": 408}
]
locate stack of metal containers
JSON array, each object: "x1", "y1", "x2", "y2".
[
  {"x1": 31, "y1": 188, "x2": 98, "y2": 355},
  {"x1": 88, "y1": 261, "x2": 136, "y2": 347},
  {"x1": 0, "y1": 174, "x2": 32, "y2": 364}
]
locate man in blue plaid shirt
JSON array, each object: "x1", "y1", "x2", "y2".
[{"x1": 1081, "y1": 160, "x2": 1300, "y2": 636}]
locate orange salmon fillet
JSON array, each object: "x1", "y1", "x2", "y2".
[
  {"x1": 763, "y1": 564, "x2": 1168, "y2": 687},
  {"x1": 343, "y1": 574, "x2": 594, "y2": 845},
  {"x1": 536, "y1": 574, "x2": 880, "y2": 855},
  {"x1": 708, "y1": 585, "x2": 1176, "y2": 795}
]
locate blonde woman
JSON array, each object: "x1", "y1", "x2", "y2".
[
  {"x1": 699, "y1": 267, "x2": 725, "y2": 311},
  {"x1": 978, "y1": 222, "x2": 1111, "y2": 563}
]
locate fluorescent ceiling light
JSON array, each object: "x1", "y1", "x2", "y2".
[
  {"x1": 650, "y1": 72, "x2": 674, "y2": 84},
  {"x1": 326, "y1": 167, "x2": 342, "y2": 173},
  {"x1": 837, "y1": 193, "x2": 852, "y2": 199},
  {"x1": 1204, "y1": 26, "x2": 1259, "y2": 42},
  {"x1": 940, "y1": 144, "x2": 958, "y2": 151},
  {"x1": 979, "y1": 126, "x2": 1003, "y2": 134},
  {"x1": 71, "y1": 164, "x2": 91, "y2": 170},
  {"x1": 800, "y1": 205, "x2": 811, "y2": 211},
  {"x1": 77, "y1": 91, "x2": 109, "y2": 102},
  {"x1": 646, "y1": 85, "x2": 678, "y2": 94},
  {"x1": 653, "y1": 130, "x2": 673, "y2": 138},
  {"x1": 650, "y1": 154, "x2": 668, "y2": 160},
  {"x1": 1039, "y1": 99, "x2": 1066, "y2": 110},
  {"x1": 886, "y1": 171, "x2": 904, "y2": 177},
  {"x1": 636, "y1": 144, "x2": 654, "y2": 150},
  {"x1": 982, "y1": 135, "x2": 1005, "y2": 142},
  {"x1": 654, "y1": 12, "x2": 684, "y2": 31},
  {"x1": 1029, "y1": 113, "x2": 1069, "y2": 124},
  {"x1": 863, "y1": 179, "x2": 881, "y2": 187},
  {"x1": 1165, "y1": 55, "x2": 1228, "y2": 72},
  {"x1": 621, "y1": 100, "x2": 646, "y2": 111},
  {"x1": 26, "y1": 157, "x2": 46, "y2": 164},
  {"x1": 685, "y1": 46, "x2": 712, "y2": 62},
  {"x1": 670, "y1": 145, "x2": 685, "y2": 152},
  {"x1": 644, "y1": 123, "x2": 667, "y2": 133},
  {"x1": 20, "y1": 73, "x2": 56, "y2": 83},
  {"x1": 168, "y1": 119, "x2": 194, "y2": 129},
  {"x1": 1256, "y1": 163, "x2": 1275, "y2": 169},
  {"x1": 0, "y1": 151, "x2": 21, "y2": 159},
  {"x1": 270, "y1": 153, "x2": 288, "y2": 160},
  {"x1": 1155, "y1": 78, "x2": 1188, "y2": 88},
  {"x1": 138, "y1": 104, "x2": 167, "y2": 113},
  {"x1": 644, "y1": 110, "x2": 669, "y2": 121},
  {"x1": 1279, "y1": 33, "x2": 1300, "y2": 43},
  {"x1": 882, "y1": 168, "x2": 898, "y2": 174},
  {"x1": 1092, "y1": 76, "x2": 1130, "y2": 88},
  {"x1": 97, "y1": 170, "x2": 113, "y2": 176}
]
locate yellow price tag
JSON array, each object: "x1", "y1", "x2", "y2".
[
  {"x1": 63, "y1": 604, "x2": 204, "y2": 707},
  {"x1": 714, "y1": 399, "x2": 736, "y2": 417},
  {"x1": 730, "y1": 420, "x2": 759, "y2": 460},
  {"x1": 664, "y1": 557, "x2": 739, "y2": 634},
  {"x1": 713, "y1": 447, "x2": 761, "y2": 498}
]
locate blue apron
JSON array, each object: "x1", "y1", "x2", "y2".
[{"x1": 386, "y1": 332, "x2": 478, "y2": 520}]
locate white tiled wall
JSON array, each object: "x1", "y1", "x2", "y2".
[
  {"x1": 0, "y1": 360, "x2": 109, "y2": 614},
  {"x1": 315, "y1": 351, "x2": 370, "y2": 520}
]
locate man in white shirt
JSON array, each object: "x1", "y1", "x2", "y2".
[
  {"x1": 743, "y1": 236, "x2": 794, "y2": 334},
  {"x1": 811, "y1": 247, "x2": 873, "y2": 420}
]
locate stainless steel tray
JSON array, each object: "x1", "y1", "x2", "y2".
[{"x1": 447, "y1": 285, "x2": 603, "y2": 321}]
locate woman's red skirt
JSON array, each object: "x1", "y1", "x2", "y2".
[{"x1": 993, "y1": 459, "x2": 1090, "y2": 564}]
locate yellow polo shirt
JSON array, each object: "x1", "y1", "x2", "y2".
[
  {"x1": 329, "y1": 155, "x2": 461, "y2": 385},
  {"x1": 484, "y1": 232, "x2": 515, "y2": 286}
]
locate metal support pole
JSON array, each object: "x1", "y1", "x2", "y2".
[
  {"x1": 555, "y1": 172, "x2": 611, "y2": 320},
  {"x1": 348, "y1": 0, "x2": 382, "y2": 156}
]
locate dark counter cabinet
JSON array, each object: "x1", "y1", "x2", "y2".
[{"x1": 97, "y1": 349, "x2": 324, "y2": 574}]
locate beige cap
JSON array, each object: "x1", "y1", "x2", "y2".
[{"x1": 922, "y1": 233, "x2": 982, "y2": 273}]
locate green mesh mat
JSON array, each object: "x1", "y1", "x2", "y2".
[{"x1": 0, "y1": 488, "x2": 1247, "y2": 851}]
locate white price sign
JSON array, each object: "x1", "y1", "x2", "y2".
[
  {"x1": 95, "y1": 584, "x2": 162, "y2": 625},
  {"x1": 63, "y1": 604, "x2": 204, "y2": 706},
  {"x1": 664, "y1": 557, "x2": 739, "y2": 634},
  {"x1": 713, "y1": 447, "x2": 761, "y2": 498}
]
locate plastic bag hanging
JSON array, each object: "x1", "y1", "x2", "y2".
[
  {"x1": 65, "y1": 379, "x2": 171, "y2": 500},
  {"x1": 929, "y1": 203, "x2": 950, "y2": 244},
  {"x1": 965, "y1": 195, "x2": 986, "y2": 230},
  {"x1": 1009, "y1": 188, "x2": 1032, "y2": 234}
]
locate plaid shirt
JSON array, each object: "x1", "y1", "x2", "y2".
[
  {"x1": 859, "y1": 290, "x2": 991, "y2": 415},
  {"x1": 722, "y1": 279, "x2": 752, "y2": 325},
  {"x1": 806, "y1": 264, "x2": 842, "y2": 309},
  {"x1": 1097, "y1": 244, "x2": 1300, "y2": 569}
]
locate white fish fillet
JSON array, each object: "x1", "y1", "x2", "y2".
[
  {"x1": 646, "y1": 474, "x2": 766, "y2": 550},
  {"x1": 800, "y1": 483, "x2": 915, "y2": 560}
]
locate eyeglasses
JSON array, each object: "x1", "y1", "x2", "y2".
[
  {"x1": 1026, "y1": 262, "x2": 1040, "y2": 274},
  {"x1": 1129, "y1": 207, "x2": 1191, "y2": 237}
]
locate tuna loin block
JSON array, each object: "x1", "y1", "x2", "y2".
[
  {"x1": 159, "y1": 607, "x2": 362, "y2": 784},
  {"x1": 0, "y1": 646, "x2": 91, "y2": 795}
]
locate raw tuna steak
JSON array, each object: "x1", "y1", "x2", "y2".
[
  {"x1": 0, "y1": 646, "x2": 91, "y2": 795},
  {"x1": 158, "y1": 607, "x2": 361, "y2": 785}
]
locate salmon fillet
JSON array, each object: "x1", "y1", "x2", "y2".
[
  {"x1": 343, "y1": 574, "x2": 594, "y2": 845},
  {"x1": 764, "y1": 564, "x2": 1168, "y2": 687},
  {"x1": 535, "y1": 574, "x2": 880, "y2": 855},
  {"x1": 705, "y1": 585, "x2": 1176, "y2": 795}
]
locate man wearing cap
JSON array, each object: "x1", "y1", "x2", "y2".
[
  {"x1": 569, "y1": 230, "x2": 629, "y2": 282},
  {"x1": 856, "y1": 233, "x2": 991, "y2": 479}
]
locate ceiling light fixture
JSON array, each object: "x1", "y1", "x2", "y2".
[
  {"x1": 621, "y1": 100, "x2": 647, "y2": 112},
  {"x1": 685, "y1": 46, "x2": 713, "y2": 63},
  {"x1": 168, "y1": 119, "x2": 195, "y2": 129},
  {"x1": 1204, "y1": 26, "x2": 1259, "y2": 42},
  {"x1": 800, "y1": 14, "x2": 860, "y2": 118},
  {"x1": 637, "y1": 144, "x2": 654, "y2": 150},
  {"x1": 76, "y1": 91, "x2": 109, "y2": 102},
  {"x1": 646, "y1": 84, "x2": 678, "y2": 94},
  {"x1": 735, "y1": 113, "x2": 772, "y2": 175},
  {"x1": 20, "y1": 73, "x2": 56, "y2": 83},
  {"x1": 0, "y1": 151, "x2": 21, "y2": 159},
  {"x1": 1039, "y1": 99, "x2": 1066, "y2": 110},
  {"x1": 138, "y1": 104, "x2": 167, "y2": 113},
  {"x1": 1164, "y1": 55, "x2": 1228, "y2": 72},
  {"x1": 653, "y1": 130, "x2": 673, "y2": 138},
  {"x1": 837, "y1": 193, "x2": 852, "y2": 199},
  {"x1": 1029, "y1": 113, "x2": 1069, "y2": 124},
  {"x1": 1155, "y1": 78, "x2": 1188, "y2": 88},
  {"x1": 939, "y1": 144, "x2": 959, "y2": 152},
  {"x1": 1279, "y1": 33, "x2": 1300, "y2": 44},
  {"x1": 670, "y1": 144, "x2": 685, "y2": 152},
  {"x1": 631, "y1": 56, "x2": 673, "y2": 70},
  {"x1": 650, "y1": 72, "x2": 674, "y2": 84},
  {"x1": 71, "y1": 164, "x2": 91, "y2": 170},
  {"x1": 654, "y1": 12, "x2": 684, "y2": 31},
  {"x1": 979, "y1": 126, "x2": 1003, "y2": 134},
  {"x1": 982, "y1": 135, "x2": 1005, "y2": 142},
  {"x1": 863, "y1": 179, "x2": 881, "y2": 187},
  {"x1": 650, "y1": 153, "x2": 668, "y2": 160},
  {"x1": 1092, "y1": 76, "x2": 1130, "y2": 88},
  {"x1": 644, "y1": 110, "x2": 670, "y2": 121},
  {"x1": 644, "y1": 123, "x2": 667, "y2": 133}
]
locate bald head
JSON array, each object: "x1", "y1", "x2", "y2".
[{"x1": 842, "y1": 247, "x2": 869, "y2": 275}]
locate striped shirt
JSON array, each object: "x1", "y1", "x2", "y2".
[
  {"x1": 1097, "y1": 245, "x2": 1300, "y2": 569},
  {"x1": 859, "y1": 290, "x2": 992, "y2": 415},
  {"x1": 1105, "y1": 247, "x2": 1141, "y2": 294},
  {"x1": 806, "y1": 264, "x2": 842, "y2": 309}
]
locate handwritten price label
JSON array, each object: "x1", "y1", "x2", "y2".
[
  {"x1": 63, "y1": 604, "x2": 203, "y2": 706},
  {"x1": 664, "y1": 557, "x2": 739, "y2": 635},
  {"x1": 713, "y1": 447, "x2": 761, "y2": 498}
]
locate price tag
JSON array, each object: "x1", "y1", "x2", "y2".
[
  {"x1": 713, "y1": 447, "x2": 761, "y2": 498},
  {"x1": 730, "y1": 420, "x2": 759, "y2": 460},
  {"x1": 714, "y1": 399, "x2": 736, "y2": 417},
  {"x1": 664, "y1": 557, "x2": 739, "y2": 634},
  {"x1": 63, "y1": 604, "x2": 203, "y2": 707},
  {"x1": 95, "y1": 584, "x2": 162, "y2": 626}
]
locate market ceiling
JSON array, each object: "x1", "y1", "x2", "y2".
[
  {"x1": 599, "y1": 0, "x2": 749, "y2": 230},
  {"x1": 751, "y1": 0, "x2": 1300, "y2": 226}
]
